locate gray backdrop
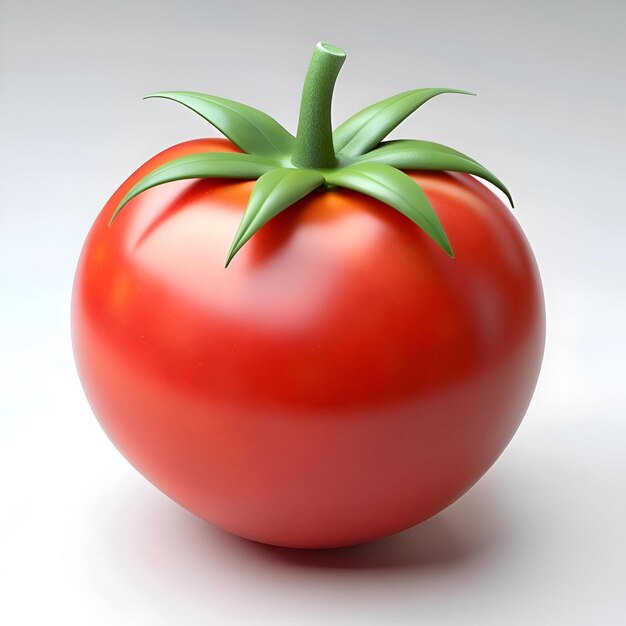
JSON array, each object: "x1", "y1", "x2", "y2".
[{"x1": 1, "y1": 1, "x2": 625, "y2": 624}]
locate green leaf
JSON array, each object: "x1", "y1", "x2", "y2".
[
  {"x1": 333, "y1": 88, "x2": 474, "y2": 157},
  {"x1": 356, "y1": 140, "x2": 513, "y2": 206},
  {"x1": 146, "y1": 91, "x2": 295, "y2": 159},
  {"x1": 226, "y1": 168, "x2": 325, "y2": 266},
  {"x1": 326, "y1": 162, "x2": 453, "y2": 256},
  {"x1": 109, "y1": 152, "x2": 277, "y2": 225}
]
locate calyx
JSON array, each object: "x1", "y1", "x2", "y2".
[{"x1": 110, "y1": 42, "x2": 512, "y2": 266}]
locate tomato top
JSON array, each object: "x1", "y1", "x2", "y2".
[{"x1": 109, "y1": 42, "x2": 513, "y2": 267}]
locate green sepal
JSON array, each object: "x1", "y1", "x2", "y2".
[
  {"x1": 145, "y1": 91, "x2": 295, "y2": 159},
  {"x1": 333, "y1": 88, "x2": 474, "y2": 158},
  {"x1": 326, "y1": 162, "x2": 453, "y2": 256},
  {"x1": 356, "y1": 140, "x2": 513, "y2": 207},
  {"x1": 226, "y1": 168, "x2": 325, "y2": 266},
  {"x1": 106, "y1": 44, "x2": 515, "y2": 266},
  {"x1": 109, "y1": 152, "x2": 277, "y2": 225}
]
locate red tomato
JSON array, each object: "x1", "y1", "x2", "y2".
[{"x1": 72, "y1": 138, "x2": 544, "y2": 548}]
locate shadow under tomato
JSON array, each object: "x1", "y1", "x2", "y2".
[
  {"x1": 240, "y1": 486, "x2": 505, "y2": 571},
  {"x1": 86, "y1": 475, "x2": 510, "y2": 624},
  {"x1": 98, "y1": 474, "x2": 507, "y2": 575}
]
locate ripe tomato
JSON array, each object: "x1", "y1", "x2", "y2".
[{"x1": 72, "y1": 137, "x2": 544, "y2": 548}]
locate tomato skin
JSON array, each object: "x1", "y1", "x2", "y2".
[{"x1": 72, "y1": 138, "x2": 544, "y2": 548}]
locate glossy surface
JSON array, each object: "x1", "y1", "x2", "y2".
[{"x1": 72, "y1": 138, "x2": 545, "y2": 548}]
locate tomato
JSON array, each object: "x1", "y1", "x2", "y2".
[{"x1": 71, "y1": 136, "x2": 544, "y2": 548}]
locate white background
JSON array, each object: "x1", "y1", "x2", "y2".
[{"x1": 1, "y1": 1, "x2": 625, "y2": 624}]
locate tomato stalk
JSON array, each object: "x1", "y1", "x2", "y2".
[{"x1": 291, "y1": 42, "x2": 346, "y2": 169}]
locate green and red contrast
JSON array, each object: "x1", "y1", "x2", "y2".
[
  {"x1": 72, "y1": 42, "x2": 544, "y2": 549},
  {"x1": 110, "y1": 41, "x2": 512, "y2": 265}
]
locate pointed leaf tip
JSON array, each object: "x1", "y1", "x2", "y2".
[
  {"x1": 108, "y1": 152, "x2": 278, "y2": 225},
  {"x1": 226, "y1": 168, "x2": 325, "y2": 266},
  {"x1": 144, "y1": 91, "x2": 295, "y2": 158},
  {"x1": 326, "y1": 162, "x2": 453, "y2": 257},
  {"x1": 357, "y1": 140, "x2": 514, "y2": 207},
  {"x1": 334, "y1": 88, "x2": 474, "y2": 157}
]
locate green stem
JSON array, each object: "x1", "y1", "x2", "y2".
[{"x1": 291, "y1": 42, "x2": 346, "y2": 169}]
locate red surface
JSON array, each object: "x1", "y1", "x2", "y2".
[{"x1": 72, "y1": 138, "x2": 545, "y2": 548}]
